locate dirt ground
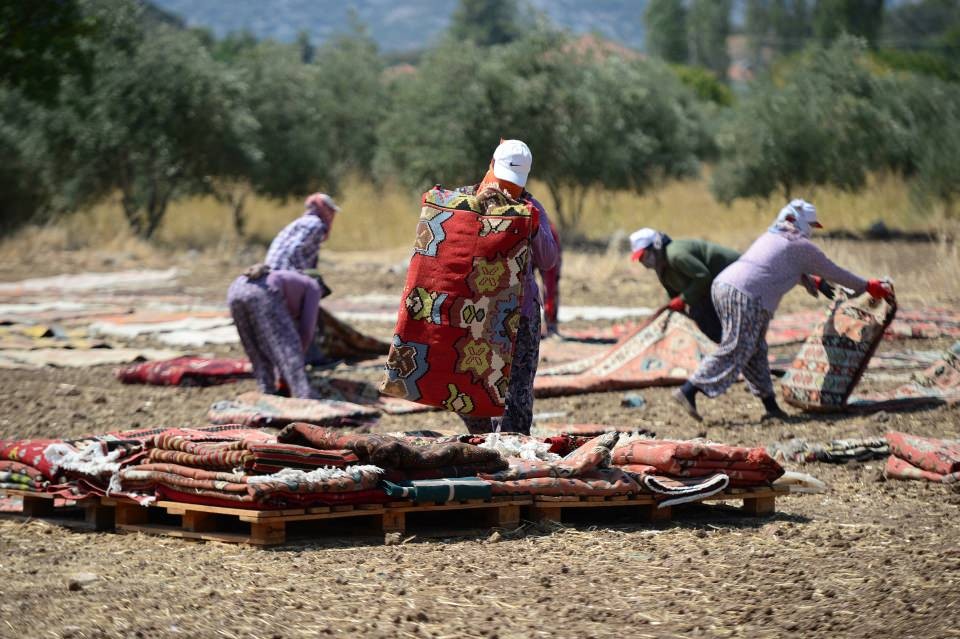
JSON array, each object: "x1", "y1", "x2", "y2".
[{"x1": 0, "y1": 242, "x2": 958, "y2": 639}]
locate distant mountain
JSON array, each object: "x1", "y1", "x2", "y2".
[{"x1": 148, "y1": 0, "x2": 650, "y2": 53}]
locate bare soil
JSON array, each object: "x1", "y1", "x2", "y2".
[{"x1": 0, "y1": 243, "x2": 958, "y2": 639}]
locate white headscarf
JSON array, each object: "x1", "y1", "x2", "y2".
[{"x1": 769, "y1": 199, "x2": 818, "y2": 238}]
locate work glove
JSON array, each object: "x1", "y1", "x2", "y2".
[
  {"x1": 667, "y1": 296, "x2": 686, "y2": 313},
  {"x1": 811, "y1": 275, "x2": 835, "y2": 300},
  {"x1": 866, "y1": 279, "x2": 895, "y2": 301}
]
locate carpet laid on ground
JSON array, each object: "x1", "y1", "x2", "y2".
[
  {"x1": 882, "y1": 431, "x2": 960, "y2": 485},
  {"x1": 847, "y1": 340, "x2": 960, "y2": 411},
  {"x1": 533, "y1": 311, "x2": 714, "y2": 398},
  {"x1": 207, "y1": 392, "x2": 380, "y2": 428},
  {"x1": 781, "y1": 294, "x2": 897, "y2": 412},
  {"x1": 116, "y1": 356, "x2": 253, "y2": 386}
]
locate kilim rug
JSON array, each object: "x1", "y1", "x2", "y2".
[
  {"x1": 768, "y1": 306, "x2": 960, "y2": 346},
  {"x1": 380, "y1": 187, "x2": 536, "y2": 417},
  {"x1": 309, "y1": 375, "x2": 434, "y2": 414},
  {"x1": 612, "y1": 439, "x2": 784, "y2": 487},
  {"x1": 882, "y1": 431, "x2": 960, "y2": 484},
  {"x1": 485, "y1": 468, "x2": 640, "y2": 497},
  {"x1": 115, "y1": 356, "x2": 253, "y2": 386},
  {"x1": 619, "y1": 465, "x2": 730, "y2": 507},
  {"x1": 847, "y1": 341, "x2": 960, "y2": 411},
  {"x1": 533, "y1": 311, "x2": 715, "y2": 398},
  {"x1": 781, "y1": 293, "x2": 897, "y2": 412},
  {"x1": 314, "y1": 307, "x2": 390, "y2": 362},
  {"x1": 207, "y1": 391, "x2": 380, "y2": 427}
]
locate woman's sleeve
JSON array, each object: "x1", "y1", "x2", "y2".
[
  {"x1": 531, "y1": 203, "x2": 559, "y2": 272},
  {"x1": 297, "y1": 276, "x2": 322, "y2": 350},
  {"x1": 671, "y1": 252, "x2": 713, "y2": 305},
  {"x1": 800, "y1": 240, "x2": 868, "y2": 293}
]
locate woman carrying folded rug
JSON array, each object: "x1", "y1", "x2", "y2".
[
  {"x1": 628, "y1": 227, "x2": 741, "y2": 343},
  {"x1": 459, "y1": 139, "x2": 560, "y2": 435},
  {"x1": 227, "y1": 265, "x2": 322, "y2": 399},
  {"x1": 672, "y1": 199, "x2": 895, "y2": 422}
]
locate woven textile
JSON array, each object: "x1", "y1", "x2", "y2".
[
  {"x1": 382, "y1": 477, "x2": 492, "y2": 503},
  {"x1": 277, "y1": 423, "x2": 507, "y2": 472},
  {"x1": 115, "y1": 356, "x2": 252, "y2": 386},
  {"x1": 486, "y1": 468, "x2": 640, "y2": 496},
  {"x1": 781, "y1": 294, "x2": 897, "y2": 411},
  {"x1": 207, "y1": 391, "x2": 379, "y2": 427},
  {"x1": 848, "y1": 341, "x2": 960, "y2": 411},
  {"x1": 882, "y1": 431, "x2": 960, "y2": 484},
  {"x1": 768, "y1": 307, "x2": 960, "y2": 346},
  {"x1": 619, "y1": 465, "x2": 730, "y2": 507},
  {"x1": 766, "y1": 437, "x2": 890, "y2": 464},
  {"x1": 314, "y1": 307, "x2": 390, "y2": 361},
  {"x1": 612, "y1": 440, "x2": 783, "y2": 487},
  {"x1": 534, "y1": 312, "x2": 714, "y2": 398},
  {"x1": 309, "y1": 376, "x2": 433, "y2": 415},
  {"x1": 479, "y1": 433, "x2": 618, "y2": 481},
  {"x1": 380, "y1": 187, "x2": 536, "y2": 417},
  {"x1": 155, "y1": 485, "x2": 391, "y2": 510}
]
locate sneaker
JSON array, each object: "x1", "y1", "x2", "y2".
[{"x1": 671, "y1": 388, "x2": 703, "y2": 422}]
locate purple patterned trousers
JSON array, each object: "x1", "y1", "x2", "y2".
[
  {"x1": 461, "y1": 313, "x2": 542, "y2": 435},
  {"x1": 689, "y1": 282, "x2": 775, "y2": 399},
  {"x1": 227, "y1": 276, "x2": 314, "y2": 399}
]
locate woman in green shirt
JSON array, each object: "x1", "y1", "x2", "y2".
[{"x1": 629, "y1": 228, "x2": 741, "y2": 343}]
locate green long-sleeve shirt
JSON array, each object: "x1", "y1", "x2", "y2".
[{"x1": 659, "y1": 239, "x2": 741, "y2": 306}]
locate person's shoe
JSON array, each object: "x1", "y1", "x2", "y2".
[
  {"x1": 672, "y1": 387, "x2": 703, "y2": 422},
  {"x1": 761, "y1": 407, "x2": 789, "y2": 422}
]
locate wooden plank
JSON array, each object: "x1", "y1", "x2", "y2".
[
  {"x1": 389, "y1": 499, "x2": 529, "y2": 514},
  {"x1": 741, "y1": 495, "x2": 776, "y2": 516},
  {"x1": 84, "y1": 502, "x2": 114, "y2": 531},
  {"x1": 533, "y1": 495, "x2": 656, "y2": 508},
  {"x1": 530, "y1": 505, "x2": 562, "y2": 523},
  {"x1": 153, "y1": 500, "x2": 301, "y2": 520},
  {"x1": 182, "y1": 510, "x2": 217, "y2": 533},
  {"x1": 332, "y1": 505, "x2": 355, "y2": 513},
  {"x1": 382, "y1": 510, "x2": 405, "y2": 533},
  {"x1": 117, "y1": 523, "x2": 261, "y2": 545},
  {"x1": 250, "y1": 520, "x2": 286, "y2": 545},
  {"x1": 262, "y1": 508, "x2": 385, "y2": 523},
  {"x1": 114, "y1": 501, "x2": 149, "y2": 526},
  {"x1": 486, "y1": 504, "x2": 520, "y2": 527},
  {"x1": 536, "y1": 495, "x2": 582, "y2": 503}
]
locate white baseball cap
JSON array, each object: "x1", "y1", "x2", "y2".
[
  {"x1": 629, "y1": 228, "x2": 657, "y2": 261},
  {"x1": 492, "y1": 139, "x2": 533, "y2": 187},
  {"x1": 778, "y1": 198, "x2": 821, "y2": 229}
]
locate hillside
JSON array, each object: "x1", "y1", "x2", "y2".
[{"x1": 148, "y1": 0, "x2": 649, "y2": 52}]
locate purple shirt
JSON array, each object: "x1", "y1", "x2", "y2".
[
  {"x1": 266, "y1": 270, "x2": 322, "y2": 349},
  {"x1": 716, "y1": 232, "x2": 867, "y2": 314},
  {"x1": 522, "y1": 196, "x2": 560, "y2": 321},
  {"x1": 265, "y1": 212, "x2": 328, "y2": 271}
]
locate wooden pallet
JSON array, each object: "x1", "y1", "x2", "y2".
[
  {"x1": 102, "y1": 495, "x2": 533, "y2": 546},
  {"x1": 527, "y1": 487, "x2": 789, "y2": 524},
  {"x1": 0, "y1": 488, "x2": 114, "y2": 531}
]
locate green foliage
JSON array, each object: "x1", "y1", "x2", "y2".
[
  {"x1": 873, "y1": 48, "x2": 960, "y2": 83},
  {"x1": 0, "y1": 0, "x2": 96, "y2": 104},
  {"x1": 376, "y1": 30, "x2": 707, "y2": 231},
  {"x1": 813, "y1": 0, "x2": 885, "y2": 47},
  {"x1": 712, "y1": 37, "x2": 892, "y2": 202},
  {"x1": 671, "y1": 64, "x2": 734, "y2": 106},
  {"x1": 447, "y1": 0, "x2": 523, "y2": 47},
  {"x1": 687, "y1": 0, "x2": 732, "y2": 79},
  {"x1": 644, "y1": 0, "x2": 688, "y2": 63}
]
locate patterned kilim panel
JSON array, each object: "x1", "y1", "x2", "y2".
[
  {"x1": 781, "y1": 293, "x2": 896, "y2": 412},
  {"x1": 380, "y1": 187, "x2": 535, "y2": 416},
  {"x1": 533, "y1": 311, "x2": 715, "y2": 398}
]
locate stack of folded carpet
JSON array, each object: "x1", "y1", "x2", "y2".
[
  {"x1": 478, "y1": 432, "x2": 641, "y2": 497},
  {"x1": 611, "y1": 438, "x2": 784, "y2": 507},
  {"x1": 883, "y1": 431, "x2": 960, "y2": 485},
  {"x1": 766, "y1": 437, "x2": 890, "y2": 464}
]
